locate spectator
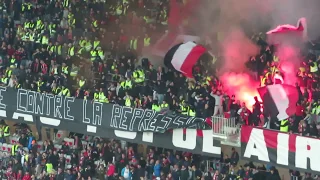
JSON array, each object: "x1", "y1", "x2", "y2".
[{"x1": 230, "y1": 147, "x2": 239, "y2": 166}]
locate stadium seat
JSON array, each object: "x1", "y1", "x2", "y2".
[
  {"x1": 10, "y1": 137, "x2": 18, "y2": 144},
  {"x1": 56, "y1": 130, "x2": 63, "y2": 139},
  {"x1": 2, "y1": 143, "x2": 7, "y2": 151},
  {"x1": 54, "y1": 144, "x2": 62, "y2": 151},
  {"x1": 37, "y1": 141, "x2": 43, "y2": 151},
  {"x1": 63, "y1": 138, "x2": 74, "y2": 147},
  {"x1": 7, "y1": 144, "x2": 12, "y2": 152},
  {"x1": 65, "y1": 155, "x2": 71, "y2": 164}
]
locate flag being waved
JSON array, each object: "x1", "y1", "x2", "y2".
[{"x1": 266, "y1": 18, "x2": 308, "y2": 45}]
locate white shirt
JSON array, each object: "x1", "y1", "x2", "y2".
[
  {"x1": 123, "y1": 168, "x2": 130, "y2": 179},
  {"x1": 210, "y1": 93, "x2": 222, "y2": 106}
]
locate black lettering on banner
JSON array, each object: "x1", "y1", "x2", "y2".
[
  {"x1": 27, "y1": 91, "x2": 35, "y2": 114},
  {"x1": 45, "y1": 94, "x2": 54, "y2": 116},
  {"x1": 17, "y1": 89, "x2": 28, "y2": 112},
  {"x1": 92, "y1": 102, "x2": 103, "y2": 125},
  {"x1": 54, "y1": 95, "x2": 63, "y2": 119},
  {"x1": 138, "y1": 109, "x2": 155, "y2": 131},
  {"x1": 35, "y1": 92, "x2": 45, "y2": 115},
  {"x1": 110, "y1": 105, "x2": 121, "y2": 128},
  {"x1": 186, "y1": 117, "x2": 195, "y2": 125},
  {"x1": 147, "y1": 114, "x2": 162, "y2": 131},
  {"x1": 119, "y1": 106, "x2": 132, "y2": 130},
  {"x1": 64, "y1": 97, "x2": 75, "y2": 121},
  {"x1": 129, "y1": 109, "x2": 144, "y2": 131},
  {"x1": 173, "y1": 116, "x2": 187, "y2": 127},
  {"x1": 0, "y1": 86, "x2": 6, "y2": 110}
]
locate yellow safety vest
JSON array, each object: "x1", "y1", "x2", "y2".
[
  {"x1": 1, "y1": 77, "x2": 8, "y2": 84},
  {"x1": 152, "y1": 104, "x2": 161, "y2": 112},
  {"x1": 3, "y1": 126, "x2": 9, "y2": 137},
  {"x1": 12, "y1": 144, "x2": 18, "y2": 156},
  {"x1": 46, "y1": 163, "x2": 53, "y2": 173},
  {"x1": 125, "y1": 80, "x2": 132, "y2": 89},
  {"x1": 68, "y1": 46, "x2": 75, "y2": 56},
  {"x1": 62, "y1": 88, "x2": 70, "y2": 97},
  {"x1": 280, "y1": 120, "x2": 289, "y2": 132},
  {"x1": 160, "y1": 103, "x2": 168, "y2": 108},
  {"x1": 130, "y1": 39, "x2": 137, "y2": 50},
  {"x1": 79, "y1": 80, "x2": 85, "y2": 88},
  {"x1": 62, "y1": 66, "x2": 69, "y2": 75},
  {"x1": 310, "y1": 62, "x2": 318, "y2": 73},
  {"x1": 144, "y1": 37, "x2": 150, "y2": 47},
  {"x1": 125, "y1": 98, "x2": 131, "y2": 107},
  {"x1": 41, "y1": 36, "x2": 48, "y2": 45},
  {"x1": 189, "y1": 110, "x2": 196, "y2": 117},
  {"x1": 90, "y1": 51, "x2": 97, "y2": 61},
  {"x1": 93, "y1": 41, "x2": 100, "y2": 49},
  {"x1": 94, "y1": 92, "x2": 99, "y2": 100},
  {"x1": 37, "y1": 81, "x2": 44, "y2": 92}
]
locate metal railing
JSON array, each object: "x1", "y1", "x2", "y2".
[{"x1": 211, "y1": 114, "x2": 241, "y2": 146}]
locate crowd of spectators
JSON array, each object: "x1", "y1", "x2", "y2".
[{"x1": 0, "y1": 0, "x2": 320, "y2": 179}]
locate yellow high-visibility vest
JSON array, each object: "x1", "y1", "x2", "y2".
[
  {"x1": 130, "y1": 39, "x2": 137, "y2": 50},
  {"x1": 68, "y1": 46, "x2": 75, "y2": 56},
  {"x1": 41, "y1": 36, "x2": 48, "y2": 45},
  {"x1": 280, "y1": 120, "x2": 289, "y2": 132},
  {"x1": 144, "y1": 37, "x2": 150, "y2": 47},
  {"x1": 310, "y1": 62, "x2": 318, "y2": 73}
]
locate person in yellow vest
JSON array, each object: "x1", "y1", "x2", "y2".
[
  {"x1": 77, "y1": 76, "x2": 86, "y2": 89},
  {"x1": 46, "y1": 160, "x2": 54, "y2": 174},
  {"x1": 260, "y1": 75, "x2": 267, "y2": 87},
  {"x1": 98, "y1": 88, "x2": 109, "y2": 103},
  {"x1": 132, "y1": 70, "x2": 139, "y2": 83},
  {"x1": 129, "y1": 36, "x2": 138, "y2": 50},
  {"x1": 280, "y1": 119, "x2": 289, "y2": 133},
  {"x1": 2, "y1": 123, "x2": 10, "y2": 143},
  {"x1": 14, "y1": 80, "x2": 21, "y2": 89},
  {"x1": 124, "y1": 78, "x2": 132, "y2": 89},
  {"x1": 61, "y1": 86, "x2": 71, "y2": 97},
  {"x1": 152, "y1": 101, "x2": 161, "y2": 112},
  {"x1": 180, "y1": 101, "x2": 189, "y2": 115},
  {"x1": 143, "y1": 34, "x2": 151, "y2": 47},
  {"x1": 41, "y1": 34, "x2": 49, "y2": 47},
  {"x1": 37, "y1": 78, "x2": 44, "y2": 92},
  {"x1": 124, "y1": 93, "x2": 132, "y2": 107},
  {"x1": 67, "y1": 43, "x2": 75, "y2": 57},
  {"x1": 11, "y1": 142, "x2": 20, "y2": 156},
  {"x1": 90, "y1": 49, "x2": 98, "y2": 61},
  {"x1": 160, "y1": 100, "x2": 169, "y2": 112},
  {"x1": 188, "y1": 106, "x2": 196, "y2": 117},
  {"x1": 309, "y1": 59, "x2": 318, "y2": 73},
  {"x1": 55, "y1": 42, "x2": 62, "y2": 56},
  {"x1": 97, "y1": 47, "x2": 104, "y2": 60},
  {"x1": 159, "y1": 10, "x2": 168, "y2": 25},
  {"x1": 79, "y1": 37, "x2": 86, "y2": 48},
  {"x1": 93, "y1": 37, "x2": 101, "y2": 50},
  {"x1": 0, "y1": 74, "x2": 8, "y2": 86},
  {"x1": 92, "y1": 18, "x2": 99, "y2": 29},
  {"x1": 70, "y1": 64, "x2": 79, "y2": 77},
  {"x1": 93, "y1": 89, "x2": 100, "y2": 102},
  {"x1": 61, "y1": 63, "x2": 69, "y2": 76},
  {"x1": 85, "y1": 37, "x2": 92, "y2": 51}
]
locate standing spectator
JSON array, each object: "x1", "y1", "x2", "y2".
[
  {"x1": 121, "y1": 164, "x2": 132, "y2": 180},
  {"x1": 230, "y1": 147, "x2": 239, "y2": 166},
  {"x1": 153, "y1": 160, "x2": 161, "y2": 178}
]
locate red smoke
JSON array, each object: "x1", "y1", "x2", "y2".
[
  {"x1": 219, "y1": 29, "x2": 260, "y2": 109},
  {"x1": 221, "y1": 73, "x2": 260, "y2": 110},
  {"x1": 277, "y1": 45, "x2": 302, "y2": 86}
]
